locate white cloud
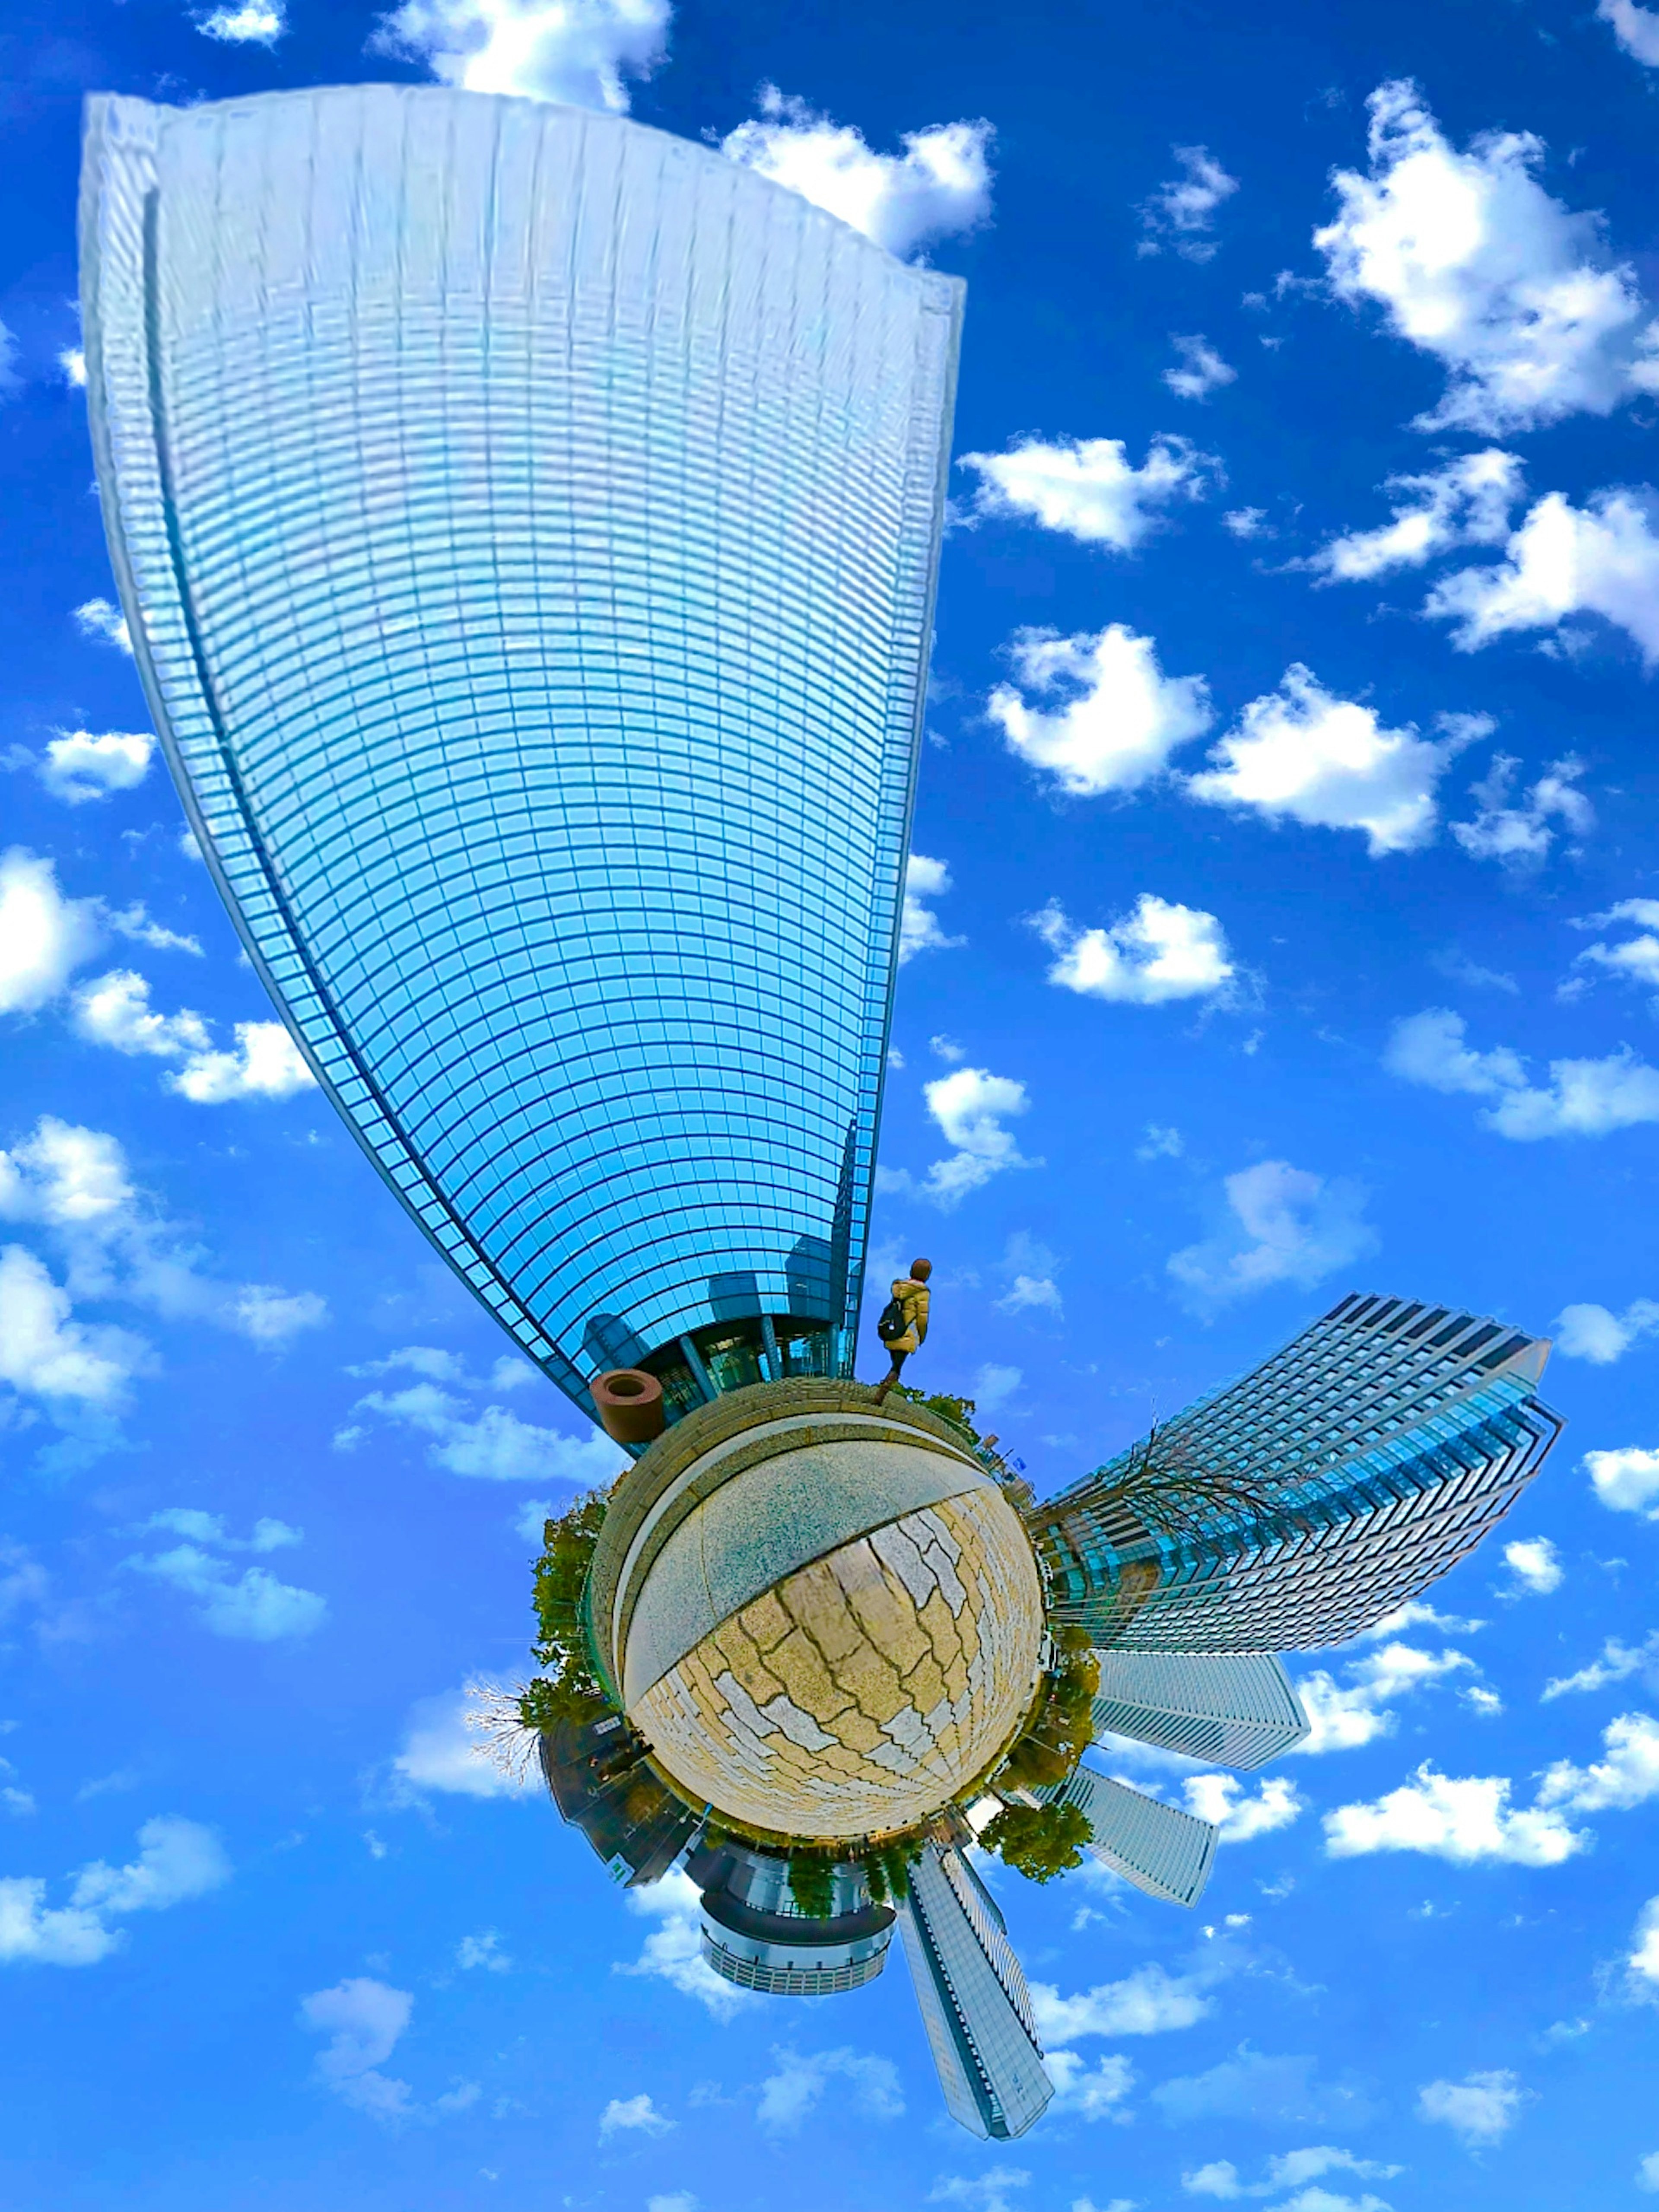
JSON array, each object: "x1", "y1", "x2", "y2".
[
  {"x1": 988, "y1": 625, "x2": 1212, "y2": 798},
  {"x1": 1324, "y1": 1765, "x2": 1586, "y2": 1866},
  {"x1": 1572, "y1": 898, "x2": 1659, "y2": 1002},
  {"x1": 1139, "y1": 145, "x2": 1238, "y2": 261},
  {"x1": 391, "y1": 1686, "x2": 534, "y2": 1802},
  {"x1": 60, "y1": 349, "x2": 87, "y2": 390},
  {"x1": 1584, "y1": 1445, "x2": 1659, "y2": 1519},
  {"x1": 1187, "y1": 665, "x2": 1470, "y2": 856},
  {"x1": 648, "y1": 2197, "x2": 699, "y2": 2212},
  {"x1": 1502, "y1": 1536, "x2": 1562, "y2": 1596},
  {"x1": 1426, "y1": 488, "x2": 1659, "y2": 662},
  {"x1": 599, "y1": 2091, "x2": 673, "y2": 2138},
  {"x1": 197, "y1": 1, "x2": 285, "y2": 40},
  {"x1": 1628, "y1": 1896, "x2": 1659, "y2": 2001},
  {"x1": 1599, "y1": 0, "x2": 1659, "y2": 66},
  {"x1": 914, "y1": 1067, "x2": 1034, "y2": 1208},
  {"x1": 998, "y1": 1272, "x2": 1062, "y2": 1316},
  {"x1": 1536, "y1": 1710, "x2": 1659, "y2": 1812},
  {"x1": 1182, "y1": 1774, "x2": 1305, "y2": 1840},
  {"x1": 0, "y1": 1245, "x2": 147, "y2": 1404},
  {"x1": 1385, "y1": 1008, "x2": 1659, "y2": 1140},
  {"x1": 1542, "y1": 1631, "x2": 1659, "y2": 1701},
  {"x1": 755, "y1": 2046, "x2": 903, "y2": 2133},
  {"x1": 1642, "y1": 2151, "x2": 1659, "y2": 2195},
  {"x1": 72, "y1": 970, "x2": 213, "y2": 1060},
  {"x1": 370, "y1": 0, "x2": 668, "y2": 111},
  {"x1": 929, "y1": 2174, "x2": 1031, "y2": 2212},
  {"x1": 1164, "y1": 336, "x2": 1236, "y2": 402},
  {"x1": 1289, "y1": 1643, "x2": 1476, "y2": 1754},
  {"x1": 1045, "y1": 2049, "x2": 1135, "y2": 2123},
  {"x1": 961, "y1": 435, "x2": 1217, "y2": 554},
  {"x1": 129, "y1": 1516, "x2": 326, "y2": 1640},
  {"x1": 301, "y1": 1977, "x2": 416, "y2": 2121},
  {"x1": 0, "y1": 1815, "x2": 229, "y2": 1968},
  {"x1": 1168, "y1": 1159, "x2": 1375, "y2": 1304},
  {"x1": 32, "y1": 731, "x2": 155, "y2": 805},
  {"x1": 456, "y1": 1929, "x2": 510, "y2": 1973},
  {"x1": 108, "y1": 906, "x2": 201, "y2": 957},
  {"x1": 1031, "y1": 1961, "x2": 1217, "y2": 2042},
  {"x1": 1309, "y1": 449, "x2": 1522, "y2": 581},
  {"x1": 722, "y1": 90, "x2": 991, "y2": 257},
  {"x1": 1138, "y1": 1124, "x2": 1184, "y2": 1160},
  {"x1": 169, "y1": 1019, "x2": 316, "y2": 1102},
  {"x1": 1185, "y1": 2148, "x2": 1401, "y2": 2199},
  {"x1": 1314, "y1": 80, "x2": 1659, "y2": 433},
  {"x1": 1032, "y1": 894, "x2": 1235, "y2": 1007},
  {"x1": 1416, "y1": 2069, "x2": 1526, "y2": 2148},
  {"x1": 73, "y1": 598, "x2": 132, "y2": 654},
  {"x1": 1354, "y1": 1600, "x2": 1486, "y2": 1641},
  {"x1": 343, "y1": 1380, "x2": 620, "y2": 1484},
  {"x1": 971, "y1": 1362, "x2": 1022, "y2": 1414},
  {"x1": 617, "y1": 1866, "x2": 752, "y2": 2018},
  {"x1": 899, "y1": 854, "x2": 963, "y2": 963},
  {"x1": 0, "y1": 849, "x2": 102, "y2": 1017},
  {"x1": 1450, "y1": 754, "x2": 1591, "y2": 867}
]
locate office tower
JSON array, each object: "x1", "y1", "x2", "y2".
[
  {"x1": 1031, "y1": 1295, "x2": 1563, "y2": 1652},
  {"x1": 898, "y1": 1843, "x2": 1054, "y2": 2140},
  {"x1": 686, "y1": 1836, "x2": 895, "y2": 1996},
  {"x1": 1036, "y1": 1765, "x2": 1219, "y2": 1907},
  {"x1": 1090, "y1": 1650, "x2": 1310, "y2": 1769},
  {"x1": 81, "y1": 84, "x2": 960, "y2": 1426}
]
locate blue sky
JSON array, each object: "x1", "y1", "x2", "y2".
[{"x1": 4, "y1": 0, "x2": 1659, "y2": 2206}]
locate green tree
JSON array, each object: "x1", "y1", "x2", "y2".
[
  {"x1": 786, "y1": 1849, "x2": 837, "y2": 1919},
  {"x1": 981, "y1": 1799, "x2": 1092, "y2": 1884},
  {"x1": 521, "y1": 1489, "x2": 614, "y2": 1727}
]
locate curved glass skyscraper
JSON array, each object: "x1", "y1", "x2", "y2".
[{"x1": 81, "y1": 85, "x2": 961, "y2": 1420}]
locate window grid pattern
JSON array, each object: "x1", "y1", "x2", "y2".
[
  {"x1": 81, "y1": 87, "x2": 961, "y2": 1416},
  {"x1": 1039, "y1": 1765, "x2": 1217, "y2": 1907},
  {"x1": 1032, "y1": 1297, "x2": 1563, "y2": 1651},
  {"x1": 1089, "y1": 1649, "x2": 1310, "y2": 1770}
]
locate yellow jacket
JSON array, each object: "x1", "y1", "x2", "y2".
[{"x1": 887, "y1": 1277, "x2": 930, "y2": 1355}]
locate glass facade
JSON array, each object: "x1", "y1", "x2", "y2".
[
  {"x1": 898, "y1": 1843, "x2": 1054, "y2": 2141},
  {"x1": 80, "y1": 86, "x2": 962, "y2": 1421},
  {"x1": 1032, "y1": 1295, "x2": 1563, "y2": 1651},
  {"x1": 1039, "y1": 1765, "x2": 1218, "y2": 1907},
  {"x1": 1090, "y1": 1649, "x2": 1310, "y2": 1770}
]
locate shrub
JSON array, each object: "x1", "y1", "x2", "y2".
[{"x1": 981, "y1": 1799, "x2": 1092, "y2": 1884}]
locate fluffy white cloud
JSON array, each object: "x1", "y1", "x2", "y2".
[
  {"x1": 73, "y1": 597, "x2": 131, "y2": 653},
  {"x1": 1182, "y1": 1773, "x2": 1305, "y2": 1840},
  {"x1": 617, "y1": 1866, "x2": 752, "y2": 2018},
  {"x1": 1542, "y1": 1630, "x2": 1659, "y2": 1701},
  {"x1": 1045, "y1": 2049, "x2": 1135, "y2": 2123},
  {"x1": 1450, "y1": 754, "x2": 1591, "y2": 867},
  {"x1": 1309, "y1": 449, "x2": 1522, "y2": 580},
  {"x1": 0, "y1": 1117, "x2": 134, "y2": 1228},
  {"x1": 1139, "y1": 145, "x2": 1238, "y2": 260},
  {"x1": 169, "y1": 1019, "x2": 316, "y2": 1102},
  {"x1": 32, "y1": 731, "x2": 155, "y2": 805},
  {"x1": 1187, "y1": 666, "x2": 1469, "y2": 855},
  {"x1": 899, "y1": 853, "x2": 963, "y2": 963},
  {"x1": 71, "y1": 970, "x2": 213, "y2": 1060},
  {"x1": 1502, "y1": 1535, "x2": 1563, "y2": 1595},
  {"x1": 456, "y1": 1928, "x2": 509, "y2": 1972},
  {"x1": 971, "y1": 1362, "x2": 1022, "y2": 1414},
  {"x1": 341, "y1": 1379, "x2": 621, "y2": 1484},
  {"x1": 723, "y1": 90, "x2": 991, "y2": 257},
  {"x1": 1324, "y1": 1765, "x2": 1586, "y2": 1865},
  {"x1": 0, "y1": 849, "x2": 102, "y2": 1016},
  {"x1": 1628, "y1": 1896, "x2": 1659, "y2": 1999},
  {"x1": 0, "y1": 1815, "x2": 229, "y2": 1968},
  {"x1": 301, "y1": 1977, "x2": 421, "y2": 2121},
  {"x1": 1154, "y1": 2049, "x2": 1377, "y2": 2129},
  {"x1": 1572, "y1": 898, "x2": 1659, "y2": 1000},
  {"x1": 196, "y1": 2, "x2": 285, "y2": 40},
  {"x1": 60, "y1": 348, "x2": 87, "y2": 389},
  {"x1": 1164, "y1": 335, "x2": 1236, "y2": 401},
  {"x1": 1315, "y1": 80, "x2": 1659, "y2": 432},
  {"x1": 1168, "y1": 1160, "x2": 1374, "y2": 1304},
  {"x1": 371, "y1": 0, "x2": 668, "y2": 110},
  {"x1": 1584, "y1": 1444, "x2": 1659, "y2": 1518},
  {"x1": 1289, "y1": 1643, "x2": 1477, "y2": 1754},
  {"x1": 755, "y1": 2047, "x2": 903, "y2": 2133},
  {"x1": 989, "y1": 625, "x2": 1212, "y2": 797},
  {"x1": 1031, "y1": 1961, "x2": 1216, "y2": 2042},
  {"x1": 1386, "y1": 1008, "x2": 1659, "y2": 1140},
  {"x1": 1600, "y1": 0, "x2": 1659, "y2": 65},
  {"x1": 129, "y1": 1515, "x2": 326, "y2": 1641},
  {"x1": 1416, "y1": 2069, "x2": 1526, "y2": 2148},
  {"x1": 914, "y1": 1067, "x2": 1034, "y2": 1208},
  {"x1": 600, "y1": 2091, "x2": 673, "y2": 2138},
  {"x1": 0, "y1": 1245, "x2": 147, "y2": 1404},
  {"x1": 1537, "y1": 1710, "x2": 1659, "y2": 1812},
  {"x1": 961, "y1": 435, "x2": 1217, "y2": 553},
  {"x1": 391, "y1": 1686, "x2": 534, "y2": 1802},
  {"x1": 1185, "y1": 2148, "x2": 1401, "y2": 2199},
  {"x1": 1032, "y1": 894, "x2": 1234, "y2": 1006},
  {"x1": 1427, "y1": 488, "x2": 1659, "y2": 662}
]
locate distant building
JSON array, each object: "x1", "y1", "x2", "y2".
[
  {"x1": 1090, "y1": 1649, "x2": 1310, "y2": 1769},
  {"x1": 81, "y1": 84, "x2": 960, "y2": 1429},
  {"x1": 1037, "y1": 1766, "x2": 1218, "y2": 1907},
  {"x1": 1031, "y1": 1296, "x2": 1563, "y2": 1651},
  {"x1": 898, "y1": 1843, "x2": 1053, "y2": 2140},
  {"x1": 687, "y1": 1838, "x2": 895, "y2": 1997}
]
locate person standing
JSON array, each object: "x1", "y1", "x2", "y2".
[{"x1": 873, "y1": 1258, "x2": 932, "y2": 1402}]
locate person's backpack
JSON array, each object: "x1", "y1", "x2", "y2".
[{"x1": 876, "y1": 1291, "x2": 908, "y2": 1344}]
